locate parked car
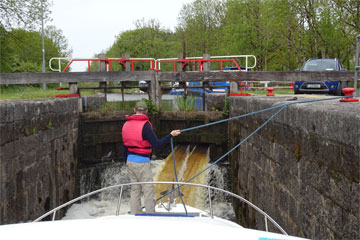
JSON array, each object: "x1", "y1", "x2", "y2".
[{"x1": 294, "y1": 58, "x2": 347, "y2": 95}]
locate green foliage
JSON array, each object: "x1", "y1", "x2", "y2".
[
  {"x1": 176, "y1": 0, "x2": 358, "y2": 71},
  {"x1": 24, "y1": 126, "x2": 30, "y2": 136},
  {"x1": 0, "y1": 85, "x2": 96, "y2": 100},
  {"x1": 98, "y1": 0, "x2": 357, "y2": 73},
  {"x1": 176, "y1": 94, "x2": 195, "y2": 111},
  {"x1": 0, "y1": 0, "x2": 52, "y2": 31},
  {"x1": 142, "y1": 98, "x2": 158, "y2": 115},
  {"x1": 177, "y1": 0, "x2": 226, "y2": 58},
  {"x1": 13, "y1": 61, "x2": 41, "y2": 72},
  {"x1": 99, "y1": 102, "x2": 122, "y2": 113},
  {"x1": 0, "y1": 26, "x2": 71, "y2": 73},
  {"x1": 104, "y1": 19, "x2": 181, "y2": 72},
  {"x1": 1, "y1": 0, "x2": 357, "y2": 78},
  {"x1": 222, "y1": 97, "x2": 229, "y2": 116}
]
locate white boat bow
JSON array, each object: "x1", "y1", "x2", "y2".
[{"x1": 0, "y1": 182, "x2": 308, "y2": 240}]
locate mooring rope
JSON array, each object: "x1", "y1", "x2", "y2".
[
  {"x1": 170, "y1": 137, "x2": 188, "y2": 215},
  {"x1": 180, "y1": 96, "x2": 347, "y2": 133},
  {"x1": 160, "y1": 95, "x2": 348, "y2": 205}
]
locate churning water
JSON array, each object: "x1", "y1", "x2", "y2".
[{"x1": 63, "y1": 146, "x2": 235, "y2": 221}]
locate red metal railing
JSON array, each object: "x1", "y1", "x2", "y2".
[
  {"x1": 50, "y1": 55, "x2": 257, "y2": 73},
  {"x1": 61, "y1": 58, "x2": 155, "y2": 72},
  {"x1": 155, "y1": 58, "x2": 242, "y2": 72}
]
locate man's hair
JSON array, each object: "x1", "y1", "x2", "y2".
[{"x1": 135, "y1": 100, "x2": 148, "y2": 111}]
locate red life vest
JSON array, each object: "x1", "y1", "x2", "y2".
[{"x1": 122, "y1": 114, "x2": 153, "y2": 155}]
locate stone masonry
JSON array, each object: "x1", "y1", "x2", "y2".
[
  {"x1": 229, "y1": 95, "x2": 359, "y2": 240},
  {"x1": 0, "y1": 98, "x2": 79, "y2": 224}
]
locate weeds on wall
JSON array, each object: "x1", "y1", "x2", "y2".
[
  {"x1": 143, "y1": 98, "x2": 158, "y2": 115},
  {"x1": 222, "y1": 97, "x2": 229, "y2": 116},
  {"x1": 176, "y1": 94, "x2": 195, "y2": 111}
]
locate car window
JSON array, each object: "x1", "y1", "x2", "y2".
[{"x1": 303, "y1": 60, "x2": 336, "y2": 71}]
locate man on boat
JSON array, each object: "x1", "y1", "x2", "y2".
[{"x1": 122, "y1": 100, "x2": 181, "y2": 214}]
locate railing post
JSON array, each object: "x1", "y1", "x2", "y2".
[
  {"x1": 202, "y1": 53, "x2": 211, "y2": 111},
  {"x1": 98, "y1": 53, "x2": 106, "y2": 72},
  {"x1": 230, "y1": 82, "x2": 237, "y2": 94},
  {"x1": 69, "y1": 82, "x2": 78, "y2": 94},
  {"x1": 265, "y1": 216, "x2": 269, "y2": 232},
  {"x1": 121, "y1": 53, "x2": 131, "y2": 109},
  {"x1": 97, "y1": 53, "x2": 107, "y2": 102},
  {"x1": 177, "y1": 54, "x2": 187, "y2": 98},
  {"x1": 354, "y1": 35, "x2": 359, "y2": 97},
  {"x1": 148, "y1": 70, "x2": 160, "y2": 111},
  {"x1": 116, "y1": 186, "x2": 123, "y2": 216},
  {"x1": 154, "y1": 72, "x2": 161, "y2": 111},
  {"x1": 207, "y1": 187, "x2": 214, "y2": 218},
  {"x1": 203, "y1": 53, "x2": 211, "y2": 72}
]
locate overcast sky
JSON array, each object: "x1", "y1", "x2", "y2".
[{"x1": 50, "y1": 0, "x2": 193, "y2": 71}]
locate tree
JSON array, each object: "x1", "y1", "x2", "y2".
[
  {"x1": 332, "y1": 0, "x2": 360, "y2": 33},
  {"x1": 177, "y1": 0, "x2": 226, "y2": 58},
  {"x1": 222, "y1": 0, "x2": 357, "y2": 70},
  {"x1": 99, "y1": 0, "x2": 358, "y2": 72},
  {"x1": 104, "y1": 19, "x2": 181, "y2": 72},
  {"x1": 0, "y1": 0, "x2": 72, "y2": 73},
  {"x1": 0, "y1": 26, "x2": 71, "y2": 73},
  {"x1": 45, "y1": 25, "x2": 72, "y2": 71},
  {"x1": 223, "y1": 0, "x2": 270, "y2": 70},
  {"x1": 0, "y1": 0, "x2": 52, "y2": 31},
  {"x1": 291, "y1": 0, "x2": 357, "y2": 69}
]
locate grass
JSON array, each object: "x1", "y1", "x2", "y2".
[
  {"x1": 175, "y1": 94, "x2": 195, "y2": 111},
  {"x1": 1, "y1": 85, "x2": 62, "y2": 100},
  {"x1": 0, "y1": 85, "x2": 97, "y2": 100},
  {"x1": 246, "y1": 89, "x2": 294, "y2": 95},
  {"x1": 99, "y1": 101, "x2": 125, "y2": 113},
  {"x1": 0, "y1": 82, "x2": 140, "y2": 101}
]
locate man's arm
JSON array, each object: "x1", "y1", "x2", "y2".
[{"x1": 142, "y1": 123, "x2": 178, "y2": 149}]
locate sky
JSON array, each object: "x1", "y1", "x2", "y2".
[{"x1": 50, "y1": 0, "x2": 194, "y2": 71}]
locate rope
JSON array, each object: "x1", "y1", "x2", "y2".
[
  {"x1": 180, "y1": 96, "x2": 345, "y2": 133},
  {"x1": 159, "y1": 95, "x2": 346, "y2": 204},
  {"x1": 184, "y1": 105, "x2": 286, "y2": 184},
  {"x1": 170, "y1": 137, "x2": 188, "y2": 215}
]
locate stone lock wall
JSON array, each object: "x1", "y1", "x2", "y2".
[
  {"x1": 229, "y1": 96, "x2": 359, "y2": 240},
  {"x1": 79, "y1": 111, "x2": 131, "y2": 166},
  {"x1": 0, "y1": 98, "x2": 79, "y2": 224}
]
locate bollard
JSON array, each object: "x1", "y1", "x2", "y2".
[
  {"x1": 340, "y1": 88, "x2": 359, "y2": 102},
  {"x1": 266, "y1": 88, "x2": 275, "y2": 96}
]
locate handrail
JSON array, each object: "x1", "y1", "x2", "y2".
[
  {"x1": 49, "y1": 57, "x2": 156, "y2": 72},
  {"x1": 33, "y1": 181, "x2": 288, "y2": 235},
  {"x1": 155, "y1": 55, "x2": 257, "y2": 72},
  {"x1": 49, "y1": 55, "x2": 256, "y2": 73},
  {"x1": 155, "y1": 58, "x2": 243, "y2": 72},
  {"x1": 49, "y1": 57, "x2": 70, "y2": 72},
  {"x1": 210, "y1": 55, "x2": 257, "y2": 71}
]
